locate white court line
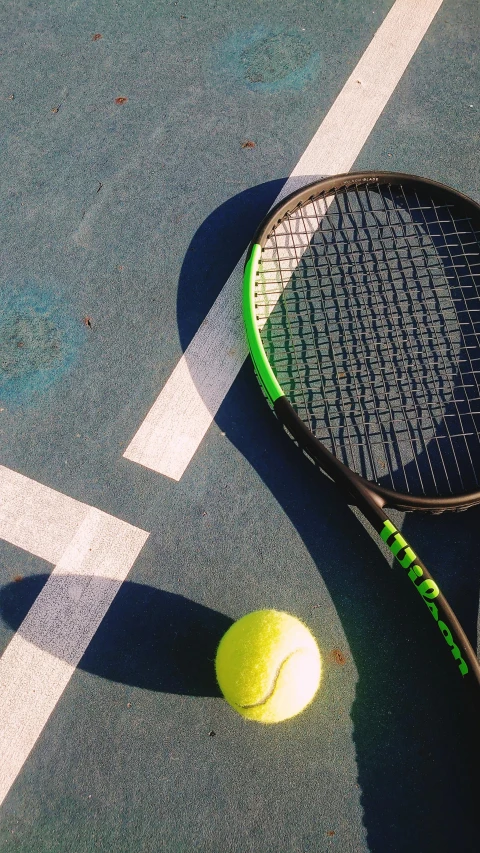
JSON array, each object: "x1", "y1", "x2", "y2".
[
  {"x1": 123, "y1": 0, "x2": 444, "y2": 481},
  {"x1": 0, "y1": 465, "x2": 149, "y2": 806}
]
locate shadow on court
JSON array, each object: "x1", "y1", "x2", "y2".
[
  {"x1": 176, "y1": 178, "x2": 285, "y2": 351},
  {"x1": 0, "y1": 577, "x2": 231, "y2": 698},
  {"x1": 174, "y1": 184, "x2": 480, "y2": 852}
]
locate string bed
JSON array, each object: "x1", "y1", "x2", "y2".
[{"x1": 256, "y1": 181, "x2": 480, "y2": 496}]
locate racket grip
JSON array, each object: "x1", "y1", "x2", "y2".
[{"x1": 368, "y1": 508, "x2": 480, "y2": 692}]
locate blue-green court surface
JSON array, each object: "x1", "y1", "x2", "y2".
[{"x1": 1, "y1": 1, "x2": 480, "y2": 851}]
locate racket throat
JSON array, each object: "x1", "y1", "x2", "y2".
[{"x1": 273, "y1": 396, "x2": 385, "y2": 515}]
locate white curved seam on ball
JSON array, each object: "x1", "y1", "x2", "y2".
[{"x1": 234, "y1": 648, "x2": 308, "y2": 709}]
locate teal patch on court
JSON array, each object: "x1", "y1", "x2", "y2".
[
  {"x1": 216, "y1": 27, "x2": 321, "y2": 93},
  {"x1": 0, "y1": 280, "x2": 86, "y2": 403}
]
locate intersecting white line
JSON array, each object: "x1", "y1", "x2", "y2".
[
  {"x1": 0, "y1": 465, "x2": 149, "y2": 806},
  {"x1": 123, "y1": 0, "x2": 445, "y2": 481}
]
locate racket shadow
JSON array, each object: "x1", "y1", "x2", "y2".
[
  {"x1": 176, "y1": 184, "x2": 480, "y2": 852},
  {"x1": 176, "y1": 178, "x2": 285, "y2": 352},
  {"x1": 217, "y1": 366, "x2": 480, "y2": 852}
]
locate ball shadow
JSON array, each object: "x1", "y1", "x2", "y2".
[{"x1": 0, "y1": 575, "x2": 232, "y2": 697}]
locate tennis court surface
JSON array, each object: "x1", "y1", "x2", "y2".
[{"x1": 1, "y1": 1, "x2": 480, "y2": 850}]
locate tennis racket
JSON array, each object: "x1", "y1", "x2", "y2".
[{"x1": 243, "y1": 171, "x2": 480, "y2": 695}]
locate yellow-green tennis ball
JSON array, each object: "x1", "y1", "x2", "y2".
[{"x1": 215, "y1": 609, "x2": 321, "y2": 723}]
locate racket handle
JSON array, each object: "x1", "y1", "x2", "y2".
[{"x1": 367, "y1": 505, "x2": 480, "y2": 692}]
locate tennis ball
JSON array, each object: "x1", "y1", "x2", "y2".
[{"x1": 215, "y1": 609, "x2": 321, "y2": 723}]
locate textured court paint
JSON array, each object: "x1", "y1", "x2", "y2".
[
  {"x1": 124, "y1": 0, "x2": 444, "y2": 480},
  {"x1": 0, "y1": 465, "x2": 88, "y2": 563},
  {"x1": 279, "y1": 0, "x2": 445, "y2": 197},
  {"x1": 70, "y1": 123, "x2": 166, "y2": 250},
  {"x1": 123, "y1": 286, "x2": 249, "y2": 479},
  {"x1": 0, "y1": 281, "x2": 86, "y2": 403},
  {"x1": 0, "y1": 465, "x2": 149, "y2": 805},
  {"x1": 216, "y1": 26, "x2": 321, "y2": 93}
]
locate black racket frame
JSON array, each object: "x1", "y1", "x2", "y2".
[{"x1": 252, "y1": 172, "x2": 480, "y2": 512}]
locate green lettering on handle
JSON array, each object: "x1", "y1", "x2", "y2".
[
  {"x1": 380, "y1": 520, "x2": 396, "y2": 542},
  {"x1": 379, "y1": 520, "x2": 468, "y2": 677}
]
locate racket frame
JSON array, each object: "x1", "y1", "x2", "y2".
[
  {"x1": 244, "y1": 171, "x2": 480, "y2": 512},
  {"x1": 243, "y1": 171, "x2": 480, "y2": 691}
]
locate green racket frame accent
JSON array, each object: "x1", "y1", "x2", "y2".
[{"x1": 243, "y1": 243, "x2": 284, "y2": 404}]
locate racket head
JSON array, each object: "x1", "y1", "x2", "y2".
[{"x1": 243, "y1": 172, "x2": 480, "y2": 511}]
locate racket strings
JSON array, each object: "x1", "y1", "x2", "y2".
[
  {"x1": 360, "y1": 185, "x2": 466, "y2": 494},
  {"x1": 396, "y1": 185, "x2": 480, "y2": 487},
  {"x1": 256, "y1": 181, "x2": 480, "y2": 496},
  {"x1": 322, "y1": 186, "x2": 480, "y2": 490},
  {"x1": 317, "y1": 187, "x2": 448, "y2": 495},
  {"x1": 302, "y1": 195, "x2": 410, "y2": 488},
  {"x1": 292, "y1": 195, "x2": 456, "y2": 466},
  {"x1": 351, "y1": 191, "x2": 446, "y2": 493},
  {"x1": 327, "y1": 188, "x2": 480, "y2": 494}
]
